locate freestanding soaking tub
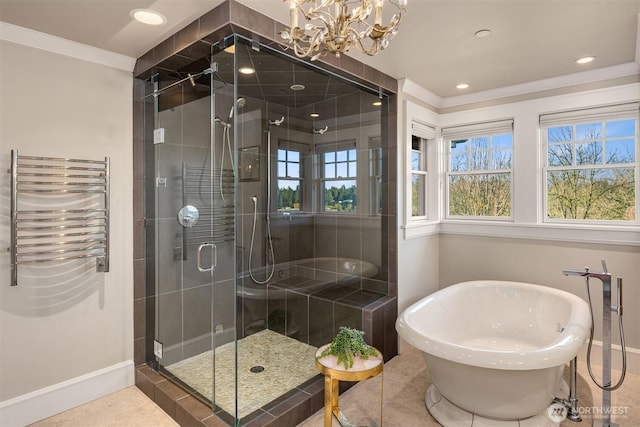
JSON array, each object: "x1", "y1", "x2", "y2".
[{"x1": 396, "y1": 280, "x2": 591, "y2": 425}]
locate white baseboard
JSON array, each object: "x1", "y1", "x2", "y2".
[
  {"x1": 578, "y1": 341, "x2": 640, "y2": 375},
  {"x1": 0, "y1": 360, "x2": 134, "y2": 427}
]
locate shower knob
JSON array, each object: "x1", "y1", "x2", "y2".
[{"x1": 177, "y1": 205, "x2": 199, "y2": 228}]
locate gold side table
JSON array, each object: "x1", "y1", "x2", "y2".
[{"x1": 315, "y1": 345, "x2": 384, "y2": 427}]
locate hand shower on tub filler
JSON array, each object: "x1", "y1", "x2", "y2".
[{"x1": 562, "y1": 259, "x2": 626, "y2": 427}]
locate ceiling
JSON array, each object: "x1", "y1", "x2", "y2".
[{"x1": 1, "y1": 0, "x2": 639, "y2": 101}]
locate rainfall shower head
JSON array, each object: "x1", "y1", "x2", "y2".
[
  {"x1": 228, "y1": 97, "x2": 246, "y2": 120},
  {"x1": 313, "y1": 126, "x2": 329, "y2": 135}
]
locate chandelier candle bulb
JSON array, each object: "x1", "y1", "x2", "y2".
[
  {"x1": 290, "y1": 0, "x2": 298, "y2": 29},
  {"x1": 375, "y1": 0, "x2": 383, "y2": 26}
]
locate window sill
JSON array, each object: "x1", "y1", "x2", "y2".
[
  {"x1": 401, "y1": 221, "x2": 440, "y2": 240},
  {"x1": 277, "y1": 212, "x2": 381, "y2": 228},
  {"x1": 438, "y1": 220, "x2": 640, "y2": 246}
]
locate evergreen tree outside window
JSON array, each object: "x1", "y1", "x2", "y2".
[
  {"x1": 277, "y1": 148, "x2": 303, "y2": 211},
  {"x1": 322, "y1": 148, "x2": 357, "y2": 212}
]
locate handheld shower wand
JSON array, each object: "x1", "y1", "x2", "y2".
[
  {"x1": 219, "y1": 98, "x2": 245, "y2": 202},
  {"x1": 229, "y1": 97, "x2": 246, "y2": 119}
]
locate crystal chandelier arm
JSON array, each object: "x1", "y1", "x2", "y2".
[
  {"x1": 355, "y1": 33, "x2": 381, "y2": 56},
  {"x1": 302, "y1": 4, "x2": 336, "y2": 33},
  {"x1": 281, "y1": 0, "x2": 406, "y2": 59}
]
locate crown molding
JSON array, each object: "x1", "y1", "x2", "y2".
[
  {"x1": 400, "y1": 62, "x2": 640, "y2": 111},
  {"x1": 399, "y1": 79, "x2": 443, "y2": 108},
  {"x1": 0, "y1": 21, "x2": 136, "y2": 72}
]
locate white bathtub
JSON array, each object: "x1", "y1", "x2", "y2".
[
  {"x1": 238, "y1": 257, "x2": 379, "y2": 300},
  {"x1": 396, "y1": 280, "x2": 591, "y2": 422}
]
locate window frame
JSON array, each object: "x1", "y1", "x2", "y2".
[
  {"x1": 442, "y1": 120, "x2": 515, "y2": 221},
  {"x1": 410, "y1": 134, "x2": 428, "y2": 220},
  {"x1": 402, "y1": 101, "x2": 439, "y2": 240},
  {"x1": 316, "y1": 140, "x2": 358, "y2": 214},
  {"x1": 369, "y1": 136, "x2": 383, "y2": 215},
  {"x1": 540, "y1": 104, "x2": 639, "y2": 225},
  {"x1": 276, "y1": 139, "x2": 310, "y2": 213}
]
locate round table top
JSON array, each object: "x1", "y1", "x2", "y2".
[{"x1": 315, "y1": 344, "x2": 383, "y2": 381}]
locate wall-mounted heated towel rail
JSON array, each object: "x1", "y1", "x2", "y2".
[
  {"x1": 9, "y1": 150, "x2": 110, "y2": 286},
  {"x1": 179, "y1": 164, "x2": 234, "y2": 260}
]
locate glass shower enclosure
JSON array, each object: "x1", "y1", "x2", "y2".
[{"x1": 146, "y1": 35, "x2": 388, "y2": 424}]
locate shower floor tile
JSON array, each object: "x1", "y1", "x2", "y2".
[{"x1": 164, "y1": 329, "x2": 318, "y2": 420}]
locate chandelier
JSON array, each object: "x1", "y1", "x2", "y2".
[{"x1": 280, "y1": 0, "x2": 407, "y2": 60}]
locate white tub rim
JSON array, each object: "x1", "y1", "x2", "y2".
[{"x1": 396, "y1": 280, "x2": 591, "y2": 371}]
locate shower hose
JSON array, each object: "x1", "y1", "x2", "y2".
[
  {"x1": 248, "y1": 196, "x2": 275, "y2": 284},
  {"x1": 584, "y1": 276, "x2": 626, "y2": 391}
]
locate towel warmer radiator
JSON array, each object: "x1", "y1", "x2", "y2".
[
  {"x1": 9, "y1": 150, "x2": 110, "y2": 286},
  {"x1": 177, "y1": 164, "x2": 234, "y2": 262}
]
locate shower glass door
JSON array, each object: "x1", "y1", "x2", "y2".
[{"x1": 152, "y1": 61, "x2": 238, "y2": 422}]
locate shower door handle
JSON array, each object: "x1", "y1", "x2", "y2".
[{"x1": 197, "y1": 243, "x2": 217, "y2": 272}]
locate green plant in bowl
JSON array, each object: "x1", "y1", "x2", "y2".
[{"x1": 318, "y1": 326, "x2": 377, "y2": 369}]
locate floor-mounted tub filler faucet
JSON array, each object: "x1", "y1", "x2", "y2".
[{"x1": 562, "y1": 260, "x2": 626, "y2": 427}]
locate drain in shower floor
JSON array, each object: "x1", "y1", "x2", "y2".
[{"x1": 250, "y1": 365, "x2": 265, "y2": 373}]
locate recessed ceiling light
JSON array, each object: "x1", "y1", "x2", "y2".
[
  {"x1": 310, "y1": 112, "x2": 320, "y2": 118},
  {"x1": 290, "y1": 84, "x2": 306, "y2": 91},
  {"x1": 575, "y1": 56, "x2": 595, "y2": 65},
  {"x1": 239, "y1": 67, "x2": 255, "y2": 75},
  {"x1": 474, "y1": 29, "x2": 491, "y2": 38},
  {"x1": 372, "y1": 101, "x2": 382, "y2": 106},
  {"x1": 456, "y1": 83, "x2": 470, "y2": 90},
  {"x1": 130, "y1": 9, "x2": 166, "y2": 26}
]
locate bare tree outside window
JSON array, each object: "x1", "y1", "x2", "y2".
[
  {"x1": 545, "y1": 119, "x2": 636, "y2": 221},
  {"x1": 447, "y1": 134, "x2": 513, "y2": 217}
]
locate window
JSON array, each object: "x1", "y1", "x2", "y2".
[
  {"x1": 405, "y1": 118, "x2": 436, "y2": 229},
  {"x1": 277, "y1": 147, "x2": 303, "y2": 211},
  {"x1": 541, "y1": 103, "x2": 638, "y2": 222},
  {"x1": 321, "y1": 146, "x2": 357, "y2": 212},
  {"x1": 369, "y1": 137, "x2": 382, "y2": 215},
  {"x1": 443, "y1": 120, "x2": 514, "y2": 218},
  {"x1": 411, "y1": 135, "x2": 427, "y2": 218}
]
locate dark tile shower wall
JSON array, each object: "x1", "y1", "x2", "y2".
[{"x1": 133, "y1": 0, "x2": 398, "y2": 425}]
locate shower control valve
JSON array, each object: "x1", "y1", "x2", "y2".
[{"x1": 178, "y1": 205, "x2": 199, "y2": 228}]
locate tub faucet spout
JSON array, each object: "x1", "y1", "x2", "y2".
[
  {"x1": 562, "y1": 266, "x2": 611, "y2": 284},
  {"x1": 562, "y1": 267, "x2": 590, "y2": 277}
]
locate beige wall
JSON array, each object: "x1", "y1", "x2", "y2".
[
  {"x1": 0, "y1": 40, "x2": 133, "y2": 400},
  {"x1": 439, "y1": 234, "x2": 639, "y2": 349}
]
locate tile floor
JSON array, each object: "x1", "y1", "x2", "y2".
[
  {"x1": 28, "y1": 386, "x2": 178, "y2": 427},
  {"x1": 165, "y1": 329, "x2": 318, "y2": 419},
  {"x1": 30, "y1": 346, "x2": 639, "y2": 427}
]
